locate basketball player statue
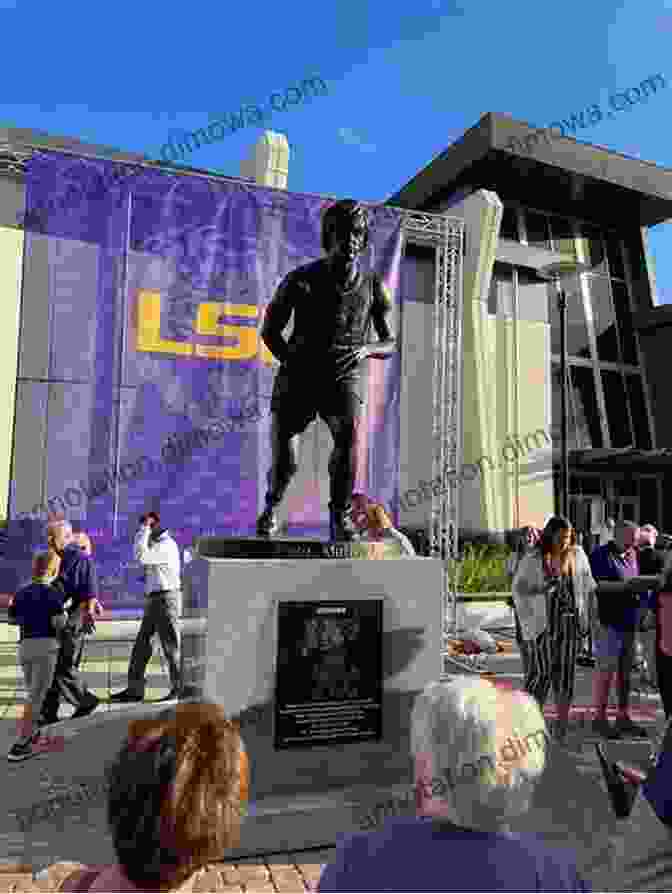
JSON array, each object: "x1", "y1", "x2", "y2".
[{"x1": 256, "y1": 199, "x2": 396, "y2": 541}]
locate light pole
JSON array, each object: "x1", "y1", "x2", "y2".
[{"x1": 537, "y1": 261, "x2": 593, "y2": 520}]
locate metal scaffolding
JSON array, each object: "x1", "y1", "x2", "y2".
[{"x1": 393, "y1": 209, "x2": 464, "y2": 654}]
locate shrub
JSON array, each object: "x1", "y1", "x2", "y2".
[{"x1": 447, "y1": 543, "x2": 512, "y2": 594}]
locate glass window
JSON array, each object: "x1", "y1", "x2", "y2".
[
  {"x1": 584, "y1": 276, "x2": 620, "y2": 363},
  {"x1": 524, "y1": 211, "x2": 551, "y2": 249},
  {"x1": 569, "y1": 365, "x2": 603, "y2": 448},
  {"x1": 576, "y1": 222, "x2": 608, "y2": 275},
  {"x1": 638, "y1": 477, "x2": 659, "y2": 527},
  {"x1": 610, "y1": 282, "x2": 638, "y2": 364},
  {"x1": 601, "y1": 370, "x2": 632, "y2": 447},
  {"x1": 572, "y1": 475, "x2": 602, "y2": 496},
  {"x1": 548, "y1": 276, "x2": 591, "y2": 359},
  {"x1": 605, "y1": 233, "x2": 626, "y2": 281},
  {"x1": 549, "y1": 217, "x2": 577, "y2": 260},
  {"x1": 500, "y1": 205, "x2": 520, "y2": 241},
  {"x1": 551, "y1": 363, "x2": 603, "y2": 450},
  {"x1": 625, "y1": 374, "x2": 652, "y2": 449}
]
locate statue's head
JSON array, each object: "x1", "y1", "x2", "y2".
[{"x1": 322, "y1": 199, "x2": 370, "y2": 258}]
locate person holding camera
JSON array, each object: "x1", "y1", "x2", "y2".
[
  {"x1": 110, "y1": 513, "x2": 182, "y2": 703},
  {"x1": 512, "y1": 515, "x2": 595, "y2": 744}
]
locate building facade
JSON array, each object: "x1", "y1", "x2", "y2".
[
  {"x1": 2, "y1": 114, "x2": 672, "y2": 547},
  {"x1": 389, "y1": 111, "x2": 672, "y2": 543}
]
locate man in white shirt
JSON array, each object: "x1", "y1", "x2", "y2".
[{"x1": 110, "y1": 512, "x2": 182, "y2": 703}]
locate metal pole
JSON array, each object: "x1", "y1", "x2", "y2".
[{"x1": 558, "y1": 285, "x2": 569, "y2": 518}]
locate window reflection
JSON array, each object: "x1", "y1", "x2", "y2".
[
  {"x1": 548, "y1": 277, "x2": 590, "y2": 358},
  {"x1": 549, "y1": 217, "x2": 577, "y2": 259},
  {"x1": 576, "y1": 222, "x2": 607, "y2": 275},
  {"x1": 601, "y1": 370, "x2": 632, "y2": 447},
  {"x1": 500, "y1": 205, "x2": 520, "y2": 241},
  {"x1": 626, "y1": 374, "x2": 652, "y2": 449},
  {"x1": 551, "y1": 364, "x2": 603, "y2": 450},
  {"x1": 525, "y1": 211, "x2": 551, "y2": 249},
  {"x1": 585, "y1": 276, "x2": 620, "y2": 363},
  {"x1": 610, "y1": 282, "x2": 637, "y2": 364},
  {"x1": 570, "y1": 366, "x2": 603, "y2": 448},
  {"x1": 605, "y1": 234, "x2": 626, "y2": 281}
]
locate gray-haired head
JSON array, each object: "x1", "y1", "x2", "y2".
[{"x1": 410, "y1": 678, "x2": 547, "y2": 831}]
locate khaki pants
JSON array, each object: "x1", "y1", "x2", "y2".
[{"x1": 18, "y1": 637, "x2": 60, "y2": 739}]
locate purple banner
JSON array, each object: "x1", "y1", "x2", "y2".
[{"x1": 6, "y1": 152, "x2": 404, "y2": 609}]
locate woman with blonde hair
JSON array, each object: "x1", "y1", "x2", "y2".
[
  {"x1": 36, "y1": 700, "x2": 249, "y2": 891},
  {"x1": 512, "y1": 515, "x2": 596, "y2": 743},
  {"x1": 360, "y1": 503, "x2": 416, "y2": 557}
]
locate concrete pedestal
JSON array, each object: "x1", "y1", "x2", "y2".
[{"x1": 183, "y1": 553, "x2": 443, "y2": 855}]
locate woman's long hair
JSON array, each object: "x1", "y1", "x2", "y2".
[
  {"x1": 537, "y1": 515, "x2": 576, "y2": 578},
  {"x1": 366, "y1": 503, "x2": 392, "y2": 532}
]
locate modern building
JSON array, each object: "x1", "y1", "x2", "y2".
[
  {"x1": 1, "y1": 114, "x2": 672, "y2": 548},
  {"x1": 388, "y1": 111, "x2": 672, "y2": 543}
]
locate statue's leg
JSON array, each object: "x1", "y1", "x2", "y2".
[
  {"x1": 257, "y1": 414, "x2": 302, "y2": 536},
  {"x1": 323, "y1": 385, "x2": 361, "y2": 541},
  {"x1": 267, "y1": 413, "x2": 302, "y2": 506},
  {"x1": 258, "y1": 366, "x2": 315, "y2": 535}
]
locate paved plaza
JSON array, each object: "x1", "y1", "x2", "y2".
[{"x1": 0, "y1": 619, "x2": 666, "y2": 890}]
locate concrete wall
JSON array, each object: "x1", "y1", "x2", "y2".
[{"x1": 0, "y1": 178, "x2": 25, "y2": 518}]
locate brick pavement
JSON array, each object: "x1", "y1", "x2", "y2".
[{"x1": 0, "y1": 851, "x2": 333, "y2": 891}]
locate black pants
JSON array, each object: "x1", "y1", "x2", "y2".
[
  {"x1": 40, "y1": 621, "x2": 94, "y2": 719},
  {"x1": 127, "y1": 590, "x2": 182, "y2": 695},
  {"x1": 656, "y1": 645, "x2": 672, "y2": 718}
]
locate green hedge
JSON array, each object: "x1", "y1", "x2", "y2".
[{"x1": 447, "y1": 543, "x2": 512, "y2": 594}]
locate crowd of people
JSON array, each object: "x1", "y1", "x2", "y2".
[
  {"x1": 7, "y1": 514, "x2": 184, "y2": 762},
  {"x1": 509, "y1": 515, "x2": 671, "y2": 744},
  {"x1": 8, "y1": 508, "x2": 672, "y2": 889},
  {"x1": 6, "y1": 499, "x2": 411, "y2": 763}
]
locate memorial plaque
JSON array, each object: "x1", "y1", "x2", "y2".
[{"x1": 274, "y1": 600, "x2": 383, "y2": 749}]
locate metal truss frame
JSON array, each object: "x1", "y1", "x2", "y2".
[
  {"x1": 393, "y1": 208, "x2": 464, "y2": 654},
  {"x1": 1, "y1": 144, "x2": 466, "y2": 657}
]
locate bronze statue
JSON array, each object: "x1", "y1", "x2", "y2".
[{"x1": 256, "y1": 200, "x2": 396, "y2": 541}]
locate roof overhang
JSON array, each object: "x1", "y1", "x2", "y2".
[{"x1": 387, "y1": 112, "x2": 672, "y2": 228}]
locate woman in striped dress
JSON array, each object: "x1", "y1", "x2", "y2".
[
  {"x1": 506, "y1": 526, "x2": 541, "y2": 677},
  {"x1": 512, "y1": 515, "x2": 596, "y2": 743}
]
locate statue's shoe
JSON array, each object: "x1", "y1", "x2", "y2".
[
  {"x1": 329, "y1": 505, "x2": 357, "y2": 542},
  {"x1": 256, "y1": 508, "x2": 279, "y2": 537}
]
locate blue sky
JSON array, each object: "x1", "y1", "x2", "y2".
[{"x1": 1, "y1": 0, "x2": 671, "y2": 301}]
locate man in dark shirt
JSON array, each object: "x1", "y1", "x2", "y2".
[
  {"x1": 256, "y1": 200, "x2": 396, "y2": 542},
  {"x1": 589, "y1": 519, "x2": 647, "y2": 740},
  {"x1": 39, "y1": 521, "x2": 103, "y2": 725}
]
